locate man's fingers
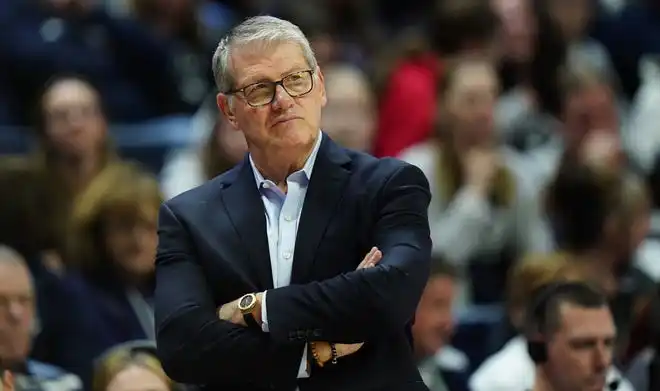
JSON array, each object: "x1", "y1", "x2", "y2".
[
  {"x1": 357, "y1": 247, "x2": 383, "y2": 270},
  {"x1": 356, "y1": 247, "x2": 378, "y2": 270},
  {"x1": 370, "y1": 250, "x2": 383, "y2": 265}
]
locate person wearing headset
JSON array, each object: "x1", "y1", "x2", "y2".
[{"x1": 526, "y1": 282, "x2": 622, "y2": 391}]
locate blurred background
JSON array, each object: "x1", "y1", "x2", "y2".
[{"x1": 0, "y1": 0, "x2": 659, "y2": 390}]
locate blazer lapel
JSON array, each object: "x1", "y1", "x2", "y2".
[
  {"x1": 221, "y1": 158, "x2": 274, "y2": 290},
  {"x1": 291, "y1": 136, "x2": 352, "y2": 284}
]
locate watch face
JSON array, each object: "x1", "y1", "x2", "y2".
[{"x1": 239, "y1": 295, "x2": 253, "y2": 309}]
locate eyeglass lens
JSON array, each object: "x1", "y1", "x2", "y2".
[{"x1": 243, "y1": 71, "x2": 313, "y2": 106}]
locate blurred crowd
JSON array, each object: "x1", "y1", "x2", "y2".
[{"x1": 0, "y1": 0, "x2": 660, "y2": 390}]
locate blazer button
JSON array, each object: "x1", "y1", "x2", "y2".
[
  {"x1": 312, "y1": 329, "x2": 322, "y2": 338},
  {"x1": 296, "y1": 330, "x2": 306, "y2": 340},
  {"x1": 288, "y1": 331, "x2": 297, "y2": 341}
]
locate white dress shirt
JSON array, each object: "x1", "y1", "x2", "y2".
[{"x1": 250, "y1": 131, "x2": 324, "y2": 384}]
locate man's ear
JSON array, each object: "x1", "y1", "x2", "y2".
[
  {"x1": 217, "y1": 93, "x2": 239, "y2": 130},
  {"x1": 316, "y1": 66, "x2": 327, "y2": 108}
]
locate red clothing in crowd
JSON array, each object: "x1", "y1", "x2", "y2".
[{"x1": 374, "y1": 54, "x2": 441, "y2": 157}]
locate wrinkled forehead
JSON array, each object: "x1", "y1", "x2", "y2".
[
  {"x1": 0, "y1": 261, "x2": 33, "y2": 294},
  {"x1": 229, "y1": 41, "x2": 311, "y2": 87}
]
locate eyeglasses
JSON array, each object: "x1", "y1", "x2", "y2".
[{"x1": 227, "y1": 70, "x2": 315, "y2": 107}]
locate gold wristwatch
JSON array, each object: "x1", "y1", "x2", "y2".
[{"x1": 237, "y1": 293, "x2": 260, "y2": 329}]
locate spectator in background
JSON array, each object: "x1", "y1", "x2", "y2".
[
  {"x1": 0, "y1": 158, "x2": 86, "y2": 381},
  {"x1": 0, "y1": 245, "x2": 82, "y2": 391},
  {"x1": 275, "y1": 1, "x2": 337, "y2": 68},
  {"x1": 520, "y1": 59, "x2": 625, "y2": 190},
  {"x1": 93, "y1": 343, "x2": 173, "y2": 391},
  {"x1": 374, "y1": 0, "x2": 500, "y2": 157},
  {"x1": 320, "y1": 64, "x2": 375, "y2": 152},
  {"x1": 30, "y1": 76, "x2": 118, "y2": 265},
  {"x1": 127, "y1": 0, "x2": 225, "y2": 112},
  {"x1": 469, "y1": 254, "x2": 633, "y2": 391},
  {"x1": 593, "y1": 0, "x2": 660, "y2": 98},
  {"x1": 526, "y1": 283, "x2": 619, "y2": 391},
  {"x1": 58, "y1": 163, "x2": 161, "y2": 386},
  {"x1": 625, "y1": 56, "x2": 660, "y2": 176},
  {"x1": 494, "y1": 0, "x2": 567, "y2": 149},
  {"x1": 399, "y1": 57, "x2": 550, "y2": 308},
  {"x1": 546, "y1": 163, "x2": 656, "y2": 361},
  {"x1": 0, "y1": 0, "x2": 183, "y2": 125},
  {"x1": 540, "y1": 0, "x2": 614, "y2": 75},
  {"x1": 160, "y1": 112, "x2": 247, "y2": 199},
  {"x1": 414, "y1": 261, "x2": 470, "y2": 391}
]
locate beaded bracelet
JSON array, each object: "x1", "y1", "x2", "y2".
[{"x1": 330, "y1": 343, "x2": 338, "y2": 365}]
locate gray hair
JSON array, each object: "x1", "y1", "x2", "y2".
[
  {"x1": 212, "y1": 16, "x2": 318, "y2": 93},
  {"x1": 0, "y1": 244, "x2": 25, "y2": 266}
]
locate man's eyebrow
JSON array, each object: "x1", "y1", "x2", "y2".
[{"x1": 240, "y1": 67, "x2": 309, "y2": 87}]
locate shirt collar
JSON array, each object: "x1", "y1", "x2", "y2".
[{"x1": 249, "y1": 130, "x2": 323, "y2": 188}]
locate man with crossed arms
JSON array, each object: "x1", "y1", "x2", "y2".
[{"x1": 154, "y1": 15, "x2": 432, "y2": 391}]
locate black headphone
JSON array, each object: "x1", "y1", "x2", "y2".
[
  {"x1": 525, "y1": 282, "x2": 621, "y2": 391},
  {"x1": 94, "y1": 341, "x2": 192, "y2": 391}
]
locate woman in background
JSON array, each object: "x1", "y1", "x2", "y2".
[
  {"x1": 93, "y1": 343, "x2": 173, "y2": 391},
  {"x1": 373, "y1": 0, "x2": 500, "y2": 157},
  {"x1": 160, "y1": 110, "x2": 247, "y2": 199},
  {"x1": 399, "y1": 57, "x2": 550, "y2": 308},
  {"x1": 59, "y1": 163, "x2": 162, "y2": 387}
]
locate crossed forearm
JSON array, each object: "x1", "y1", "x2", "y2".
[{"x1": 217, "y1": 247, "x2": 383, "y2": 366}]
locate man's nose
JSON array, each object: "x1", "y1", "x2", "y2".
[
  {"x1": 593, "y1": 344, "x2": 611, "y2": 371},
  {"x1": 7, "y1": 301, "x2": 26, "y2": 321},
  {"x1": 271, "y1": 85, "x2": 294, "y2": 110}
]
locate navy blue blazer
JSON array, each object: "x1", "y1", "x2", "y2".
[{"x1": 155, "y1": 135, "x2": 432, "y2": 391}]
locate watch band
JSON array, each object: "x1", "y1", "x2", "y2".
[{"x1": 243, "y1": 312, "x2": 260, "y2": 329}]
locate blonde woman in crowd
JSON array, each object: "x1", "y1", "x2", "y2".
[
  {"x1": 55, "y1": 162, "x2": 161, "y2": 387},
  {"x1": 469, "y1": 253, "x2": 634, "y2": 391},
  {"x1": 399, "y1": 57, "x2": 551, "y2": 308},
  {"x1": 93, "y1": 343, "x2": 173, "y2": 391}
]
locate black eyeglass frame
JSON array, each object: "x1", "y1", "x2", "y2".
[{"x1": 225, "y1": 69, "x2": 315, "y2": 107}]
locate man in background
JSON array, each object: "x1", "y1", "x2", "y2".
[
  {"x1": 413, "y1": 261, "x2": 470, "y2": 391},
  {"x1": 526, "y1": 282, "x2": 618, "y2": 391},
  {"x1": 0, "y1": 245, "x2": 81, "y2": 391}
]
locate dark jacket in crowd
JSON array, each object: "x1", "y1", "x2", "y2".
[{"x1": 0, "y1": 0, "x2": 184, "y2": 125}]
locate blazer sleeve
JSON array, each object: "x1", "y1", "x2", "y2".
[
  {"x1": 154, "y1": 203, "x2": 304, "y2": 387},
  {"x1": 264, "y1": 163, "x2": 432, "y2": 343}
]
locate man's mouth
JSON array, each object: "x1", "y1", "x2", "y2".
[{"x1": 273, "y1": 117, "x2": 300, "y2": 126}]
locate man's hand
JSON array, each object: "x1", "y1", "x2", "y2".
[
  {"x1": 312, "y1": 247, "x2": 384, "y2": 365},
  {"x1": 356, "y1": 246, "x2": 382, "y2": 270}
]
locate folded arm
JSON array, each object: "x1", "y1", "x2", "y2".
[
  {"x1": 154, "y1": 203, "x2": 303, "y2": 387},
  {"x1": 265, "y1": 163, "x2": 432, "y2": 344}
]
